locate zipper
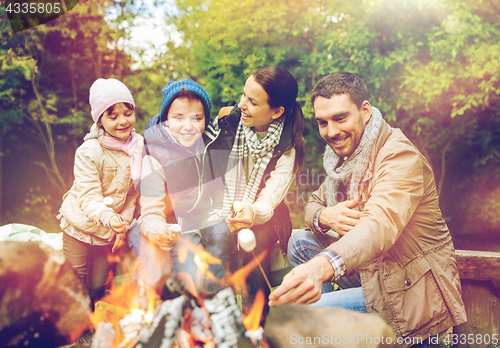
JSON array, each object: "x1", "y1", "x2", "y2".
[{"x1": 188, "y1": 129, "x2": 221, "y2": 212}]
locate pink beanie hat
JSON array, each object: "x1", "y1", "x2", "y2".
[{"x1": 89, "y1": 78, "x2": 135, "y2": 123}]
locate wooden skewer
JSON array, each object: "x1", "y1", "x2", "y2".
[{"x1": 251, "y1": 250, "x2": 273, "y2": 293}]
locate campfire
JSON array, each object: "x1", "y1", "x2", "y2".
[
  {"x1": 88, "y1": 241, "x2": 269, "y2": 348},
  {"x1": 0, "y1": 241, "x2": 396, "y2": 348}
]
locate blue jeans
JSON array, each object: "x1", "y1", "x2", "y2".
[{"x1": 288, "y1": 229, "x2": 366, "y2": 312}]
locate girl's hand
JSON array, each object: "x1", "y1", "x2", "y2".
[
  {"x1": 110, "y1": 215, "x2": 127, "y2": 234},
  {"x1": 227, "y1": 205, "x2": 254, "y2": 232},
  {"x1": 156, "y1": 226, "x2": 180, "y2": 251},
  {"x1": 112, "y1": 233, "x2": 127, "y2": 253}
]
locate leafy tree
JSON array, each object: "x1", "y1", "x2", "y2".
[
  {"x1": 158, "y1": 0, "x2": 500, "y2": 234},
  {"x1": 0, "y1": 0, "x2": 137, "y2": 227}
]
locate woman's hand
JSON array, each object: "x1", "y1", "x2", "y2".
[
  {"x1": 155, "y1": 225, "x2": 180, "y2": 251},
  {"x1": 227, "y1": 205, "x2": 254, "y2": 232},
  {"x1": 110, "y1": 215, "x2": 127, "y2": 234}
]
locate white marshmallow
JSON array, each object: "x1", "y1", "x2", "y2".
[
  {"x1": 238, "y1": 229, "x2": 256, "y2": 252},
  {"x1": 233, "y1": 201, "x2": 243, "y2": 213},
  {"x1": 103, "y1": 197, "x2": 114, "y2": 206},
  {"x1": 169, "y1": 224, "x2": 181, "y2": 233}
]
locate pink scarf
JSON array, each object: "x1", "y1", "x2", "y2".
[{"x1": 97, "y1": 131, "x2": 141, "y2": 187}]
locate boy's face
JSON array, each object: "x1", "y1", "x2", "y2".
[
  {"x1": 100, "y1": 102, "x2": 136, "y2": 141},
  {"x1": 165, "y1": 97, "x2": 206, "y2": 148}
]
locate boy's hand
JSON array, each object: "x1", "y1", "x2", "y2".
[
  {"x1": 156, "y1": 225, "x2": 180, "y2": 251},
  {"x1": 227, "y1": 205, "x2": 254, "y2": 232},
  {"x1": 112, "y1": 233, "x2": 127, "y2": 252},
  {"x1": 110, "y1": 215, "x2": 127, "y2": 234}
]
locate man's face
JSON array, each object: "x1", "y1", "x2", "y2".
[{"x1": 314, "y1": 94, "x2": 371, "y2": 158}]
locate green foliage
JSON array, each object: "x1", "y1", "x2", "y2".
[
  {"x1": 1, "y1": 0, "x2": 139, "y2": 224},
  {"x1": 155, "y1": 0, "x2": 500, "y2": 232}
]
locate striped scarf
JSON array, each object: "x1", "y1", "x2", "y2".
[{"x1": 216, "y1": 117, "x2": 285, "y2": 220}]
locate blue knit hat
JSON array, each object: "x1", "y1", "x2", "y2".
[{"x1": 160, "y1": 79, "x2": 211, "y2": 123}]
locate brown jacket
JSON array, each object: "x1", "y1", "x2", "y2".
[
  {"x1": 59, "y1": 136, "x2": 144, "y2": 245},
  {"x1": 304, "y1": 121, "x2": 466, "y2": 345}
]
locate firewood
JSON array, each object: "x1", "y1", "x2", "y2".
[{"x1": 0, "y1": 241, "x2": 92, "y2": 347}]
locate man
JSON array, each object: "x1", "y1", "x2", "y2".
[{"x1": 269, "y1": 72, "x2": 466, "y2": 345}]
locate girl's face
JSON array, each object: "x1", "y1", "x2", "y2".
[
  {"x1": 165, "y1": 97, "x2": 206, "y2": 148},
  {"x1": 237, "y1": 75, "x2": 284, "y2": 132},
  {"x1": 100, "y1": 102, "x2": 136, "y2": 140}
]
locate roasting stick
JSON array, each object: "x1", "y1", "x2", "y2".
[
  {"x1": 238, "y1": 229, "x2": 273, "y2": 294},
  {"x1": 233, "y1": 201, "x2": 273, "y2": 293}
]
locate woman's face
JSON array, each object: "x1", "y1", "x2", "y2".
[
  {"x1": 237, "y1": 75, "x2": 284, "y2": 132},
  {"x1": 100, "y1": 102, "x2": 136, "y2": 140},
  {"x1": 165, "y1": 97, "x2": 205, "y2": 148}
]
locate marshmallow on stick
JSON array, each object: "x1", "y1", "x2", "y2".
[
  {"x1": 103, "y1": 196, "x2": 114, "y2": 206},
  {"x1": 233, "y1": 201, "x2": 244, "y2": 214},
  {"x1": 238, "y1": 229, "x2": 256, "y2": 252},
  {"x1": 169, "y1": 224, "x2": 181, "y2": 243},
  {"x1": 169, "y1": 224, "x2": 181, "y2": 233}
]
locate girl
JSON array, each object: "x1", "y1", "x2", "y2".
[
  {"x1": 58, "y1": 78, "x2": 143, "y2": 305},
  {"x1": 205, "y1": 66, "x2": 305, "y2": 311}
]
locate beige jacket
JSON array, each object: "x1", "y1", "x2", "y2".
[
  {"x1": 305, "y1": 121, "x2": 466, "y2": 345},
  {"x1": 59, "y1": 136, "x2": 144, "y2": 245}
]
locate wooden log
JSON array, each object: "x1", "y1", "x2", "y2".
[
  {"x1": 264, "y1": 304, "x2": 396, "y2": 348},
  {"x1": 454, "y1": 250, "x2": 500, "y2": 348},
  {"x1": 0, "y1": 241, "x2": 92, "y2": 347},
  {"x1": 453, "y1": 280, "x2": 500, "y2": 348},
  {"x1": 455, "y1": 250, "x2": 500, "y2": 282}
]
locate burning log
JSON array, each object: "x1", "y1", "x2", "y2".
[
  {"x1": 135, "y1": 295, "x2": 189, "y2": 348},
  {"x1": 204, "y1": 287, "x2": 247, "y2": 348},
  {"x1": 0, "y1": 241, "x2": 92, "y2": 347},
  {"x1": 264, "y1": 304, "x2": 396, "y2": 348}
]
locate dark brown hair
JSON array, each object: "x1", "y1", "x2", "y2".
[
  {"x1": 252, "y1": 66, "x2": 305, "y2": 174},
  {"x1": 98, "y1": 102, "x2": 135, "y2": 126},
  {"x1": 311, "y1": 72, "x2": 368, "y2": 109}
]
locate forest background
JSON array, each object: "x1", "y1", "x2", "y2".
[{"x1": 1, "y1": 0, "x2": 499, "y2": 251}]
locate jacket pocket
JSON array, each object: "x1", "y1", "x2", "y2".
[
  {"x1": 385, "y1": 256, "x2": 431, "y2": 293},
  {"x1": 383, "y1": 256, "x2": 444, "y2": 336}
]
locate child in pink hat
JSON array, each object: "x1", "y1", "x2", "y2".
[{"x1": 57, "y1": 78, "x2": 144, "y2": 308}]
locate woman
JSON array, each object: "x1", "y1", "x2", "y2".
[{"x1": 204, "y1": 66, "x2": 305, "y2": 312}]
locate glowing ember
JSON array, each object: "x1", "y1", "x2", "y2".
[{"x1": 229, "y1": 249, "x2": 268, "y2": 294}]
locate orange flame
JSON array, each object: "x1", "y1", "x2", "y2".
[
  {"x1": 228, "y1": 249, "x2": 268, "y2": 293},
  {"x1": 243, "y1": 288, "x2": 265, "y2": 331}
]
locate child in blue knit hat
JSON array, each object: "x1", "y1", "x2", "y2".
[{"x1": 129, "y1": 79, "x2": 225, "y2": 290}]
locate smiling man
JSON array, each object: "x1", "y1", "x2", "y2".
[{"x1": 269, "y1": 72, "x2": 466, "y2": 347}]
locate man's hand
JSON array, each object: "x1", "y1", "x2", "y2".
[
  {"x1": 268, "y1": 256, "x2": 334, "y2": 307},
  {"x1": 110, "y1": 215, "x2": 127, "y2": 234},
  {"x1": 319, "y1": 197, "x2": 362, "y2": 235},
  {"x1": 227, "y1": 205, "x2": 254, "y2": 232},
  {"x1": 156, "y1": 225, "x2": 180, "y2": 251}
]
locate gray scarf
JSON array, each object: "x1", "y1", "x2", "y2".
[{"x1": 323, "y1": 106, "x2": 384, "y2": 207}]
